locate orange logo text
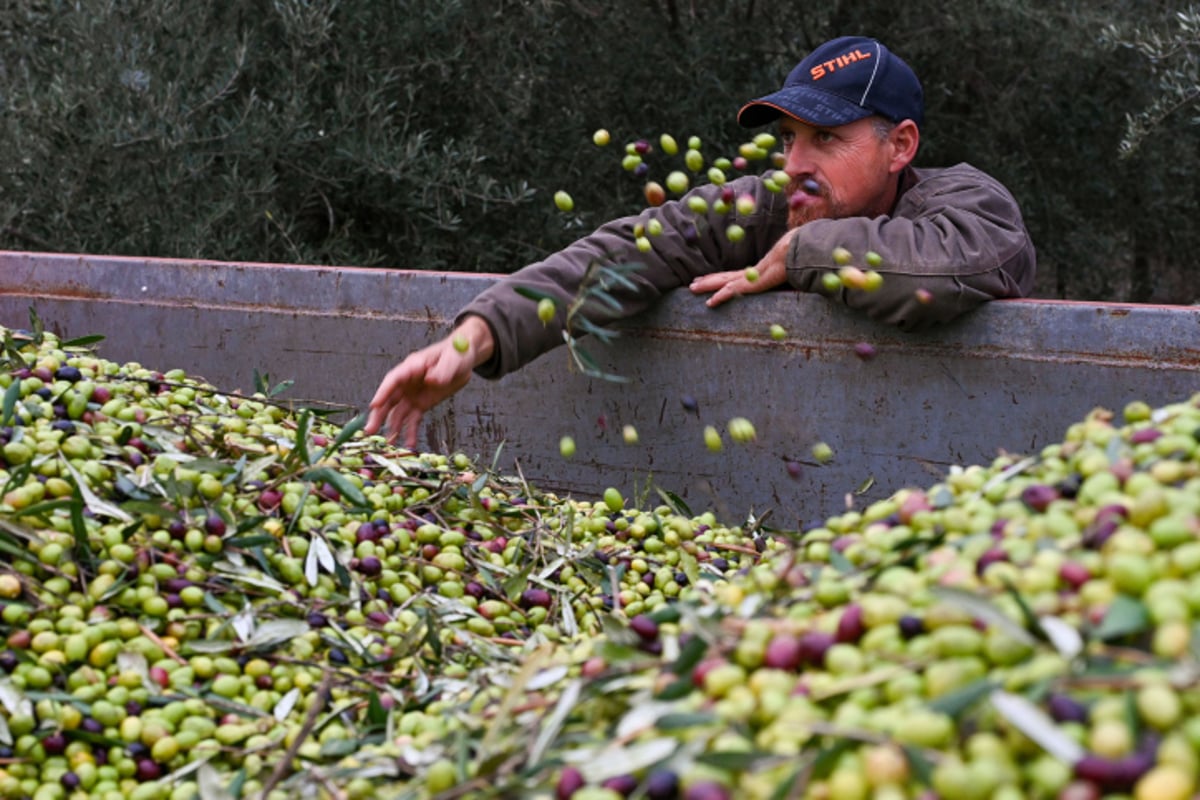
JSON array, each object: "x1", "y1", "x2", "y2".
[{"x1": 810, "y1": 49, "x2": 873, "y2": 80}]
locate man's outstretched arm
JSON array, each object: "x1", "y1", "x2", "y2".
[{"x1": 364, "y1": 315, "x2": 495, "y2": 449}]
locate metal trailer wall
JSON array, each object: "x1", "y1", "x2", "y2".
[{"x1": 2, "y1": 251, "x2": 1198, "y2": 526}]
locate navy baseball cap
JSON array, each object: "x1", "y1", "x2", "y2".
[{"x1": 738, "y1": 36, "x2": 924, "y2": 129}]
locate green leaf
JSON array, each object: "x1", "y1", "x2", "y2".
[
  {"x1": 655, "y1": 488, "x2": 692, "y2": 518},
  {"x1": 570, "y1": 316, "x2": 620, "y2": 343},
  {"x1": 903, "y1": 745, "x2": 934, "y2": 786},
  {"x1": 569, "y1": 344, "x2": 630, "y2": 384},
  {"x1": 319, "y1": 738, "x2": 361, "y2": 758},
  {"x1": 314, "y1": 413, "x2": 365, "y2": 462},
  {"x1": 291, "y1": 409, "x2": 313, "y2": 466},
  {"x1": 13, "y1": 498, "x2": 78, "y2": 519},
  {"x1": 829, "y1": 549, "x2": 854, "y2": 574},
  {"x1": 1003, "y1": 580, "x2": 1043, "y2": 634},
  {"x1": 226, "y1": 768, "x2": 248, "y2": 799},
  {"x1": 811, "y1": 737, "x2": 853, "y2": 779},
  {"x1": 268, "y1": 379, "x2": 294, "y2": 398},
  {"x1": 596, "y1": 264, "x2": 641, "y2": 292},
  {"x1": 502, "y1": 562, "x2": 533, "y2": 603},
  {"x1": 586, "y1": 288, "x2": 625, "y2": 314},
  {"x1": 233, "y1": 515, "x2": 270, "y2": 535},
  {"x1": 655, "y1": 712, "x2": 718, "y2": 730},
  {"x1": 202, "y1": 592, "x2": 230, "y2": 615},
  {"x1": 366, "y1": 691, "x2": 389, "y2": 727},
  {"x1": 252, "y1": 369, "x2": 268, "y2": 396},
  {"x1": 695, "y1": 750, "x2": 771, "y2": 771},
  {"x1": 930, "y1": 485, "x2": 955, "y2": 508},
  {"x1": 1, "y1": 382, "x2": 20, "y2": 427},
  {"x1": 302, "y1": 466, "x2": 368, "y2": 509},
  {"x1": 68, "y1": 495, "x2": 94, "y2": 573},
  {"x1": 1094, "y1": 594, "x2": 1150, "y2": 640},
  {"x1": 653, "y1": 675, "x2": 694, "y2": 701},
  {"x1": 927, "y1": 678, "x2": 997, "y2": 718},
  {"x1": 514, "y1": 286, "x2": 557, "y2": 303},
  {"x1": 27, "y1": 307, "x2": 43, "y2": 344},
  {"x1": 647, "y1": 605, "x2": 681, "y2": 624},
  {"x1": 1124, "y1": 688, "x2": 1141, "y2": 740},
  {"x1": 224, "y1": 534, "x2": 278, "y2": 549},
  {"x1": 767, "y1": 766, "x2": 805, "y2": 800},
  {"x1": 60, "y1": 334, "x2": 105, "y2": 348},
  {"x1": 600, "y1": 562, "x2": 627, "y2": 598}
]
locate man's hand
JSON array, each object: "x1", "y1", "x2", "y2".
[
  {"x1": 364, "y1": 316, "x2": 494, "y2": 449},
  {"x1": 689, "y1": 229, "x2": 796, "y2": 307}
]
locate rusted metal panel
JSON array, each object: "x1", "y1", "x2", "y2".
[{"x1": 2, "y1": 250, "x2": 1198, "y2": 524}]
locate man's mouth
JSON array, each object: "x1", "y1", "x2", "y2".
[{"x1": 788, "y1": 178, "x2": 822, "y2": 209}]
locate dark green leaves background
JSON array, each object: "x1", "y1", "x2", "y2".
[{"x1": 0, "y1": 1, "x2": 1195, "y2": 303}]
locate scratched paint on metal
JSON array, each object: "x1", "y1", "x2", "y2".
[{"x1": 2, "y1": 250, "x2": 1198, "y2": 522}]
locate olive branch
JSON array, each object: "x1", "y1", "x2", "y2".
[{"x1": 514, "y1": 258, "x2": 645, "y2": 384}]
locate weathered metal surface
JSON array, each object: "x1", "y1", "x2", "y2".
[{"x1": 2, "y1": 250, "x2": 1198, "y2": 524}]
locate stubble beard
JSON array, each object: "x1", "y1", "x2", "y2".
[{"x1": 785, "y1": 179, "x2": 843, "y2": 229}]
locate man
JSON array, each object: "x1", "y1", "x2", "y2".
[{"x1": 366, "y1": 36, "x2": 1036, "y2": 448}]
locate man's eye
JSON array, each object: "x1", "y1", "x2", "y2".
[{"x1": 816, "y1": 131, "x2": 835, "y2": 143}]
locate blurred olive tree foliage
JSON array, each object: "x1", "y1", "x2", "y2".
[{"x1": 0, "y1": 0, "x2": 1196, "y2": 302}]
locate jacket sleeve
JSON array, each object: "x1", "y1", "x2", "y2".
[
  {"x1": 458, "y1": 175, "x2": 790, "y2": 378},
  {"x1": 785, "y1": 163, "x2": 1037, "y2": 330}
]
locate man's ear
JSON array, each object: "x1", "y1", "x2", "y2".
[{"x1": 889, "y1": 120, "x2": 920, "y2": 173}]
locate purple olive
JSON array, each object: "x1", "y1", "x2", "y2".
[
  {"x1": 602, "y1": 774, "x2": 639, "y2": 796},
  {"x1": 762, "y1": 633, "x2": 803, "y2": 671},
  {"x1": 975, "y1": 548, "x2": 1009, "y2": 578},
  {"x1": 204, "y1": 515, "x2": 226, "y2": 537},
  {"x1": 683, "y1": 781, "x2": 731, "y2": 800},
  {"x1": 520, "y1": 588, "x2": 552, "y2": 609},
  {"x1": 135, "y1": 759, "x2": 163, "y2": 782},
  {"x1": 41, "y1": 732, "x2": 67, "y2": 756},
  {"x1": 556, "y1": 766, "x2": 585, "y2": 800},
  {"x1": 1130, "y1": 428, "x2": 1161, "y2": 445},
  {"x1": 899, "y1": 615, "x2": 925, "y2": 639},
  {"x1": 645, "y1": 770, "x2": 680, "y2": 800},
  {"x1": 1046, "y1": 692, "x2": 1089, "y2": 723},
  {"x1": 1073, "y1": 751, "x2": 1153, "y2": 792},
  {"x1": 835, "y1": 604, "x2": 865, "y2": 643},
  {"x1": 629, "y1": 615, "x2": 659, "y2": 641},
  {"x1": 1020, "y1": 484, "x2": 1059, "y2": 512},
  {"x1": 797, "y1": 630, "x2": 835, "y2": 667},
  {"x1": 1082, "y1": 518, "x2": 1120, "y2": 550}
]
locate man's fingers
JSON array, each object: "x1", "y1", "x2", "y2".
[
  {"x1": 364, "y1": 405, "x2": 387, "y2": 436},
  {"x1": 689, "y1": 271, "x2": 738, "y2": 294},
  {"x1": 706, "y1": 282, "x2": 746, "y2": 308},
  {"x1": 393, "y1": 406, "x2": 422, "y2": 450}
]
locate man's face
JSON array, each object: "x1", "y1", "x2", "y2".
[{"x1": 777, "y1": 115, "x2": 903, "y2": 229}]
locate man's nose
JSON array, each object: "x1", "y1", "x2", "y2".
[{"x1": 783, "y1": 144, "x2": 815, "y2": 178}]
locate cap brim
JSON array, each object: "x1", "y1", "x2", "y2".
[{"x1": 737, "y1": 85, "x2": 874, "y2": 129}]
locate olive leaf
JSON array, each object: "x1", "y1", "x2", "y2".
[
  {"x1": 990, "y1": 690, "x2": 1085, "y2": 764},
  {"x1": 62, "y1": 459, "x2": 133, "y2": 522},
  {"x1": 1094, "y1": 595, "x2": 1150, "y2": 640},
  {"x1": 930, "y1": 586, "x2": 1037, "y2": 647}
]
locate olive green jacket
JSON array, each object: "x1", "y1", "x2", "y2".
[{"x1": 460, "y1": 163, "x2": 1036, "y2": 379}]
